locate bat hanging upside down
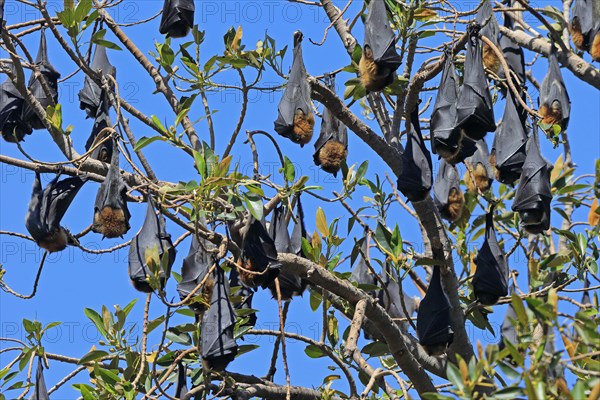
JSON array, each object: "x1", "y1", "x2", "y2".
[
  {"x1": 292, "y1": 108, "x2": 314, "y2": 146},
  {"x1": 359, "y1": 45, "x2": 395, "y2": 93}
]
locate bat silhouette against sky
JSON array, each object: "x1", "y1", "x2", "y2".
[
  {"x1": 22, "y1": 29, "x2": 60, "y2": 130},
  {"x1": 175, "y1": 362, "x2": 188, "y2": 399},
  {"x1": 177, "y1": 234, "x2": 215, "y2": 314},
  {"x1": 498, "y1": 4, "x2": 526, "y2": 89},
  {"x1": 433, "y1": 159, "x2": 465, "y2": 223},
  {"x1": 84, "y1": 91, "x2": 113, "y2": 163},
  {"x1": 92, "y1": 139, "x2": 131, "y2": 238},
  {"x1": 464, "y1": 139, "x2": 494, "y2": 193},
  {"x1": 397, "y1": 106, "x2": 433, "y2": 202},
  {"x1": 379, "y1": 264, "x2": 418, "y2": 332},
  {"x1": 25, "y1": 172, "x2": 87, "y2": 253},
  {"x1": 79, "y1": 44, "x2": 116, "y2": 118},
  {"x1": 476, "y1": 0, "x2": 500, "y2": 73},
  {"x1": 238, "y1": 218, "x2": 279, "y2": 289},
  {"x1": 512, "y1": 126, "x2": 553, "y2": 234},
  {"x1": 491, "y1": 89, "x2": 528, "y2": 185},
  {"x1": 456, "y1": 25, "x2": 496, "y2": 141},
  {"x1": 473, "y1": 210, "x2": 509, "y2": 305},
  {"x1": 498, "y1": 287, "x2": 518, "y2": 353},
  {"x1": 314, "y1": 78, "x2": 348, "y2": 177},
  {"x1": 274, "y1": 31, "x2": 313, "y2": 146},
  {"x1": 431, "y1": 53, "x2": 462, "y2": 162},
  {"x1": 128, "y1": 198, "x2": 176, "y2": 293},
  {"x1": 229, "y1": 266, "x2": 257, "y2": 328},
  {"x1": 267, "y1": 205, "x2": 303, "y2": 300},
  {"x1": 359, "y1": 0, "x2": 402, "y2": 92},
  {"x1": 201, "y1": 265, "x2": 238, "y2": 372},
  {"x1": 1, "y1": 66, "x2": 32, "y2": 142},
  {"x1": 570, "y1": 0, "x2": 600, "y2": 61},
  {"x1": 539, "y1": 47, "x2": 570, "y2": 130},
  {"x1": 31, "y1": 357, "x2": 49, "y2": 400},
  {"x1": 159, "y1": 0, "x2": 194, "y2": 38},
  {"x1": 417, "y1": 265, "x2": 453, "y2": 356}
]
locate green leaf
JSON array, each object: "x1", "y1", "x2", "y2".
[
  {"x1": 78, "y1": 350, "x2": 109, "y2": 365},
  {"x1": 304, "y1": 344, "x2": 326, "y2": 358},
  {"x1": 283, "y1": 156, "x2": 295, "y2": 182},
  {"x1": 134, "y1": 136, "x2": 167, "y2": 151},
  {"x1": 236, "y1": 344, "x2": 259, "y2": 356},
  {"x1": 446, "y1": 361, "x2": 464, "y2": 391},
  {"x1": 243, "y1": 192, "x2": 263, "y2": 221},
  {"x1": 361, "y1": 341, "x2": 389, "y2": 357},
  {"x1": 166, "y1": 328, "x2": 192, "y2": 346},
  {"x1": 151, "y1": 115, "x2": 168, "y2": 135},
  {"x1": 84, "y1": 308, "x2": 108, "y2": 338},
  {"x1": 316, "y1": 207, "x2": 329, "y2": 237}
]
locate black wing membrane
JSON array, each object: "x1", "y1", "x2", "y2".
[
  {"x1": 25, "y1": 172, "x2": 87, "y2": 252},
  {"x1": 358, "y1": 0, "x2": 402, "y2": 92},
  {"x1": 30, "y1": 357, "x2": 49, "y2": 400},
  {"x1": 476, "y1": 0, "x2": 501, "y2": 73},
  {"x1": 202, "y1": 266, "x2": 238, "y2": 371},
  {"x1": 267, "y1": 206, "x2": 303, "y2": 300},
  {"x1": 85, "y1": 91, "x2": 113, "y2": 163},
  {"x1": 128, "y1": 198, "x2": 176, "y2": 292},
  {"x1": 1, "y1": 67, "x2": 33, "y2": 142},
  {"x1": 174, "y1": 362, "x2": 188, "y2": 399},
  {"x1": 498, "y1": 5, "x2": 525, "y2": 89},
  {"x1": 456, "y1": 25, "x2": 496, "y2": 141},
  {"x1": 491, "y1": 89, "x2": 528, "y2": 185},
  {"x1": 159, "y1": 0, "x2": 195, "y2": 38},
  {"x1": 314, "y1": 78, "x2": 348, "y2": 177},
  {"x1": 464, "y1": 139, "x2": 494, "y2": 193},
  {"x1": 22, "y1": 29, "x2": 60, "y2": 130},
  {"x1": 351, "y1": 235, "x2": 378, "y2": 297},
  {"x1": 379, "y1": 264, "x2": 417, "y2": 332},
  {"x1": 79, "y1": 44, "x2": 116, "y2": 118},
  {"x1": 433, "y1": 159, "x2": 464, "y2": 222},
  {"x1": 498, "y1": 288, "x2": 518, "y2": 352},
  {"x1": 274, "y1": 32, "x2": 313, "y2": 146},
  {"x1": 539, "y1": 48, "x2": 570, "y2": 130},
  {"x1": 92, "y1": 140, "x2": 131, "y2": 238},
  {"x1": 239, "y1": 218, "x2": 279, "y2": 289},
  {"x1": 416, "y1": 265, "x2": 454, "y2": 356},
  {"x1": 473, "y1": 211, "x2": 509, "y2": 305},
  {"x1": 397, "y1": 106, "x2": 433, "y2": 202},
  {"x1": 512, "y1": 127, "x2": 553, "y2": 234},
  {"x1": 431, "y1": 54, "x2": 462, "y2": 161},
  {"x1": 177, "y1": 234, "x2": 215, "y2": 314},
  {"x1": 229, "y1": 266, "x2": 257, "y2": 327}
]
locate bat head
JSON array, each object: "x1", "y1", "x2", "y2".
[
  {"x1": 476, "y1": 292, "x2": 501, "y2": 306},
  {"x1": 38, "y1": 227, "x2": 69, "y2": 253},
  {"x1": 94, "y1": 206, "x2": 128, "y2": 239},
  {"x1": 482, "y1": 43, "x2": 500, "y2": 73},
  {"x1": 422, "y1": 342, "x2": 451, "y2": 357},
  {"x1": 292, "y1": 109, "x2": 314, "y2": 146},
  {"x1": 570, "y1": 18, "x2": 585, "y2": 50},
  {"x1": 444, "y1": 187, "x2": 465, "y2": 222},
  {"x1": 316, "y1": 140, "x2": 347, "y2": 176},
  {"x1": 465, "y1": 162, "x2": 491, "y2": 193}
]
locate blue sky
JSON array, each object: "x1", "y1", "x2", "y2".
[{"x1": 1, "y1": 0, "x2": 598, "y2": 398}]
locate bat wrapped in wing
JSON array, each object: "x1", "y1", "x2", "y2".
[
  {"x1": 490, "y1": 89, "x2": 528, "y2": 185},
  {"x1": 430, "y1": 53, "x2": 463, "y2": 161},
  {"x1": 498, "y1": 289, "x2": 518, "y2": 352},
  {"x1": 177, "y1": 234, "x2": 215, "y2": 314},
  {"x1": 433, "y1": 159, "x2": 465, "y2": 222},
  {"x1": 22, "y1": 29, "x2": 60, "y2": 130},
  {"x1": 229, "y1": 266, "x2": 257, "y2": 327},
  {"x1": 159, "y1": 0, "x2": 195, "y2": 38},
  {"x1": 498, "y1": 4, "x2": 525, "y2": 89},
  {"x1": 397, "y1": 106, "x2": 433, "y2": 202},
  {"x1": 201, "y1": 265, "x2": 238, "y2": 371},
  {"x1": 456, "y1": 24, "x2": 496, "y2": 141},
  {"x1": 128, "y1": 198, "x2": 176, "y2": 293},
  {"x1": 476, "y1": 0, "x2": 500, "y2": 73},
  {"x1": 538, "y1": 47, "x2": 570, "y2": 131},
  {"x1": 1, "y1": 67, "x2": 32, "y2": 142},
  {"x1": 351, "y1": 234, "x2": 378, "y2": 298},
  {"x1": 314, "y1": 78, "x2": 348, "y2": 177},
  {"x1": 473, "y1": 210, "x2": 509, "y2": 305},
  {"x1": 31, "y1": 357, "x2": 49, "y2": 400},
  {"x1": 174, "y1": 362, "x2": 188, "y2": 398},
  {"x1": 92, "y1": 139, "x2": 130, "y2": 238},
  {"x1": 267, "y1": 205, "x2": 303, "y2": 300},
  {"x1": 570, "y1": 0, "x2": 600, "y2": 60},
  {"x1": 25, "y1": 172, "x2": 87, "y2": 253},
  {"x1": 464, "y1": 139, "x2": 494, "y2": 193},
  {"x1": 238, "y1": 218, "x2": 279, "y2": 289},
  {"x1": 274, "y1": 31, "x2": 314, "y2": 146},
  {"x1": 79, "y1": 44, "x2": 116, "y2": 118},
  {"x1": 358, "y1": 0, "x2": 402, "y2": 92},
  {"x1": 417, "y1": 265, "x2": 454, "y2": 356},
  {"x1": 379, "y1": 264, "x2": 418, "y2": 332},
  {"x1": 512, "y1": 126, "x2": 553, "y2": 234},
  {"x1": 84, "y1": 91, "x2": 113, "y2": 163}
]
